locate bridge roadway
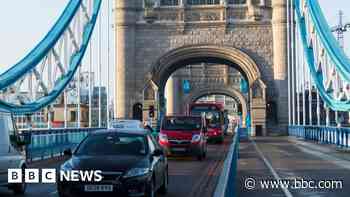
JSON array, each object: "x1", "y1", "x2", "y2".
[
  {"x1": 0, "y1": 136, "x2": 233, "y2": 197},
  {"x1": 237, "y1": 137, "x2": 350, "y2": 197},
  {"x1": 2, "y1": 135, "x2": 350, "y2": 197}
]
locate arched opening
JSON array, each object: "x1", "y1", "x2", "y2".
[
  {"x1": 143, "y1": 45, "x2": 265, "y2": 134},
  {"x1": 185, "y1": 87, "x2": 249, "y2": 127},
  {"x1": 150, "y1": 45, "x2": 260, "y2": 90},
  {"x1": 194, "y1": 94, "x2": 244, "y2": 133},
  {"x1": 132, "y1": 103, "x2": 143, "y2": 121}
]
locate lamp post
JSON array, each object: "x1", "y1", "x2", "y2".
[
  {"x1": 331, "y1": 10, "x2": 350, "y2": 49},
  {"x1": 331, "y1": 10, "x2": 350, "y2": 126}
]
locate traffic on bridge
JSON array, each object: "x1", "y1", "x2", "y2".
[{"x1": 0, "y1": 0, "x2": 350, "y2": 197}]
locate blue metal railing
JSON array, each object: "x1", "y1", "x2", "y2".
[
  {"x1": 20, "y1": 128, "x2": 105, "y2": 161},
  {"x1": 213, "y1": 127, "x2": 241, "y2": 197},
  {"x1": 289, "y1": 125, "x2": 350, "y2": 148}
]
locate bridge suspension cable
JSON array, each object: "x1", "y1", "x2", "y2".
[
  {"x1": 0, "y1": 0, "x2": 102, "y2": 114},
  {"x1": 290, "y1": 0, "x2": 350, "y2": 127}
]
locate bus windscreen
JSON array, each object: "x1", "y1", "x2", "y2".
[{"x1": 190, "y1": 106, "x2": 221, "y2": 129}]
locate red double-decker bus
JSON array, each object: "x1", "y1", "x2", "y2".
[{"x1": 188, "y1": 102, "x2": 225, "y2": 143}]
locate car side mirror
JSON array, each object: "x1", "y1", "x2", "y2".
[
  {"x1": 11, "y1": 134, "x2": 31, "y2": 146},
  {"x1": 152, "y1": 149, "x2": 163, "y2": 157},
  {"x1": 63, "y1": 148, "x2": 72, "y2": 157}
]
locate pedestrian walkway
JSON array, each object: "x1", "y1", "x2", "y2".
[
  {"x1": 236, "y1": 137, "x2": 350, "y2": 197},
  {"x1": 287, "y1": 136, "x2": 350, "y2": 165}
]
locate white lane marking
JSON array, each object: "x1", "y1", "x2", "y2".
[
  {"x1": 294, "y1": 143, "x2": 350, "y2": 170},
  {"x1": 251, "y1": 139, "x2": 294, "y2": 197},
  {"x1": 50, "y1": 190, "x2": 58, "y2": 195}
]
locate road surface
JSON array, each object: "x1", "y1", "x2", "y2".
[
  {"x1": 0, "y1": 136, "x2": 232, "y2": 197},
  {"x1": 236, "y1": 137, "x2": 350, "y2": 197}
]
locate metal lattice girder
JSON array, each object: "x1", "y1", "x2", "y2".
[
  {"x1": 0, "y1": 0, "x2": 102, "y2": 114},
  {"x1": 294, "y1": 0, "x2": 350, "y2": 111}
]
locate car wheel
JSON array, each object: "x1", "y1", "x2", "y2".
[
  {"x1": 58, "y1": 191, "x2": 69, "y2": 197},
  {"x1": 197, "y1": 152, "x2": 204, "y2": 161},
  {"x1": 146, "y1": 177, "x2": 156, "y2": 197},
  {"x1": 159, "y1": 169, "x2": 168, "y2": 194},
  {"x1": 217, "y1": 136, "x2": 224, "y2": 144},
  {"x1": 203, "y1": 148, "x2": 207, "y2": 158},
  {"x1": 12, "y1": 166, "x2": 26, "y2": 195}
]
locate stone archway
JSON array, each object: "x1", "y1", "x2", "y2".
[
  {"x1": 142, "y1": 44, "x2": 266, "y2": 134},
  {"x1": 149, "y1": 44, "x2": 261, "y2": 90},
  {"x1": 183, "y1": 85, "x2": 249, "y2": 127}
]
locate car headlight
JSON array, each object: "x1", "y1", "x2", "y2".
[
  {"x1": 191, "y1": 134, "x2": 201, "y2": 143},
  {"x1": 159, "y1": 133, "x2": 168, "y2": 142},
  {"x1": 123, "y1": 168, "x2": 149, "y2": 179}
]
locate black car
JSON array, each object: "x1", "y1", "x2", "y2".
[{"x1": 57, "y1": 129, "x2": 168, "y2": 197}]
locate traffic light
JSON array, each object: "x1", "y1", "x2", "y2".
[
  {"x1": 237, "y1": 104, "x2": 242, "y2": 115},
  {"x1": 149, "y1": 105, "x2": 155, "y2": 118},
  {"x1": 266, "y1": 101, "x2": 277, "y2": 122}
]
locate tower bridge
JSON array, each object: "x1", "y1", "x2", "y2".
[
  {"x1": 116, "y1": 0, "x2": 287, "y2": 136},
  {"x1": 0, "y1": 0, "x2": 350, "y2": 197}
]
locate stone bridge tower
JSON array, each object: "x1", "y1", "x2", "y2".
[{"x1": 115, "y1": 0, "x2": 288, "y2": 135}]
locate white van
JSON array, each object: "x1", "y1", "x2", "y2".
[
  {"x1": 0, "y1": 110, "x2": 28, "y2": 194},
  {"x1": 109, "y1": 119, "x2": 144, "y2": 129}
]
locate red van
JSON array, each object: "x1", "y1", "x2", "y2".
[{"x1": 159, "y1": 115, "x2": 207, "y2": 160}]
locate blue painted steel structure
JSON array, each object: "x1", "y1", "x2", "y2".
[
  {"x1": 289, "y1": 126, "x2": 350, "y2": 148},
  {"x1": 290, "y1": 0, "x2": 350, "y2": 146},
  {"x1": 239, "y1": 78, "x2": 248, "y2": 94},
  {"x1": 21, "y1": 128, "x2": 105, "y2": 161},
  {"x1": 307, "y1": 0, "x2": 350, "y2": 81},
  {"x1": 0, "y1": 0, "x2": 81, "y2": 90},
  {"x1": 294, "y1": 0, "x2": 350, "y2": 111},
  {"x1": 288, "y1": 0, "x2": 350, "y2": 148},
  {"x1": 0, "y1": 0, "x2": 102, "y2": 113},
  {"x1": 183, "y1": 79, "x2": 191, "y2": 94}
]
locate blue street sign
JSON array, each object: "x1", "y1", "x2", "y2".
[
  {"x1": 240, "y1": 78, "x2": 248, "y2": 94},
  {"x1": 183, "y1": 80, "x2": 191, "y2": 94}
]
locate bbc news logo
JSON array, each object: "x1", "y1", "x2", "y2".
[{"x1": 8, "y1": 169, "x2": 103, "y2": 183}]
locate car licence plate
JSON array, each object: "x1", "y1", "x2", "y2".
[
  {"x1": 171, "y1": 147, "x2": 187, "y2": 152},
  {"x1": 84, "y1": 185, "x2": 113, "y2": 192}
]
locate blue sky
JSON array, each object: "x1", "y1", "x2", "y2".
[
  {"x1": 0, "y1": 1, "x2": 69, "y2": 68},
  {"x1": 319, "y1": 0, "x2": 350, "y2": 54},
  {"x1": 0, "y1": 0, "x2": 349, "y2": 68}
]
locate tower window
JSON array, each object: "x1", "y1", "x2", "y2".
[
  {"x1": 70, "y1": 111, "x2": 77, "y2": 122},
  {"x1": 228, "y1": 0, "x2": 247, "y2": 4},
  {"x1": 160, "y1": 0, "x2": 179, "y2": 6},
  {"x1": 187, "y1": 0, "x2": 220, "y2": 5}
]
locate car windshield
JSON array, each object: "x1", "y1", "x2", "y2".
[
  {"x1": 110, "y1": 120, "x2": 143, "y2": 129},
  {"x1": 162, "y1": 117, "x2": 202, "y2": 131},
  {"x1": 75, "y1": 133, "x2": 148, "y2": 156}
]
